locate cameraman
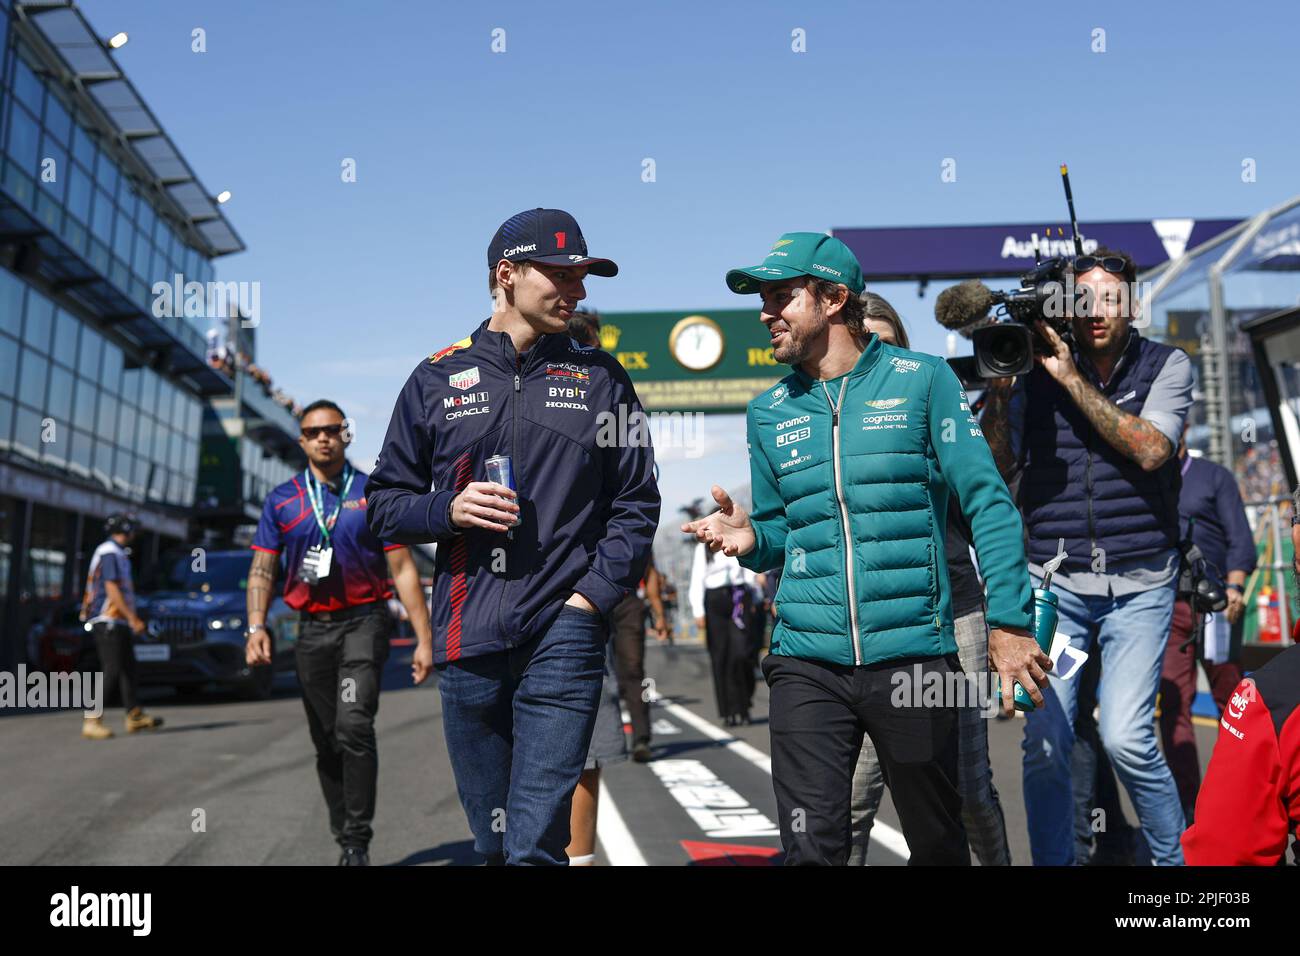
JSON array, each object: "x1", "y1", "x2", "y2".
[
  {"x1": 1160, "y1": 423, "x2": 1253, "y2": 822},
  {"x1": 981, "y1": 247, "x2": 1193, "y2": 866}
]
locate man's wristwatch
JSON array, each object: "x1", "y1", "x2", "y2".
[{"x1": 245, "y1": 623, "x2": 267, "y2": 638}]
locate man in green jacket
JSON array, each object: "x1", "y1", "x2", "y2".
[{"x1": 683, "y1": 233, "x2": 1051, "y2": 865}]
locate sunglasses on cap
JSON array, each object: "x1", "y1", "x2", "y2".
[
  {"x1": 1072, "y1": 255, "x2": 1130, "y2": 276},
  {"x1": 301, "y1": 424, "x2": 345, "y2": 439}
]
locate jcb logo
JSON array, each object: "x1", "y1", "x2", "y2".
[{"x1": 776, "y1": 427, "x2": 810, "y2": 447}]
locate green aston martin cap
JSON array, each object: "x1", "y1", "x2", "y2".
[{"x1": 726, "y1": 232, "x2": 865, "y2": 295}]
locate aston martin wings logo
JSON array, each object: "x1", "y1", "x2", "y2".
[
  {"x1": 771, "y1": 239, "x2": 794, "y2": 250},
  {"x1": 865, "y1": 398, "x2": 907, "y2": 410},
  {"x1": 428, "y1": 336, "x2": 472, "y2": 364}
]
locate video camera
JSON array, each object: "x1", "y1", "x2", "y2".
[
  {"x1": 937, "y1": 258, "x2": 1079, "y2": 380},
  {"x1": 1175, "y1": 529, "x2": 1229, "y2": 658},
  {"x1": 936, "y1": 166, "x2": 1095, "y2": 381},
  {"x1": 1178, "y1": 537, "x2": 1228, "y2": 616}
]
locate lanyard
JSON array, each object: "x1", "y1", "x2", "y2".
[{"x1": 304, "y1": 464, "x2": 354, "y2": 548}]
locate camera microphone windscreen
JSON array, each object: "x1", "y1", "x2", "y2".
[{"x1": 935, "y1": 280, "x2": 996, "y2": 333}]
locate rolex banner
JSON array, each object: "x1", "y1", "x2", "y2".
[{"x1": 598, "y1": 310, "x2": 782, "y2": 413}]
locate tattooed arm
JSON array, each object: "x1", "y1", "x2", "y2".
[
  {"x1": 979, "y1": 377, "x2": 1020, "y2": 480},
  {"x1": 245, "y1": 548, "x2": 279, "y2": 666},
  {"x1": 1033, "y1": 321, "x2": 1175, "y2": 472},
  {"x1": 1057, "y1": 373, "x2": 1172, "y2": 470},
  {"x1": 246, "y1": 548, "x2": 279, "y2": 628}
]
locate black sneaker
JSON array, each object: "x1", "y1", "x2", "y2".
[
  {"x1": 338, "y1": 847, "x2": 370, "y2": 866},
  {"x1": 632, "y1": 741, "x2": 652, "y2": 763}
]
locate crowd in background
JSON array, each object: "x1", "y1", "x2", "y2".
[{"x1": 205, "y1": 327, "x2": 304, "y2": 419}]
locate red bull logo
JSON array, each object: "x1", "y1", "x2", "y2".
[{"x1": 428, "y1": 336, "x2": 472, "y2": 364}]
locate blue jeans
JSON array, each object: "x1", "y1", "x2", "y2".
[
  {"x1": 1021, "y1": 576, "x2": 1185, "y2": 865},
  {"x1": 436, "y1": 606, "x2": 607, "y2": 865}
]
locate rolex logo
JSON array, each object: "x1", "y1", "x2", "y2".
[{"x1": 599, "y1": 324, "x2": 622, "y2": 350}]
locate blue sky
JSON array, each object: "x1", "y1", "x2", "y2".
[{"x1": 79, "y1": 0, "x2": 1300, "y2": 528}]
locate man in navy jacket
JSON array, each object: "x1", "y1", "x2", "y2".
[{"x1": 366, "y1": 209, "x2": 660, "y2": 865}]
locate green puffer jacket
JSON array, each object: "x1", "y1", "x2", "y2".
[{"x1": 738, "y1": 335, "x2": 1033, "y2": 666}]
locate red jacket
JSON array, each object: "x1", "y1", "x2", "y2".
[{"x1": 1182, "y1": 643, "x2": 1300, "y2": 865}]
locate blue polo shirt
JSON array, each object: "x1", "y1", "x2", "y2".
[{"x1": 252, "y1": 462, "x2": 402, "y2": 613}]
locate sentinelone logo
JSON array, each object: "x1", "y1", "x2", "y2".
[{"x1": 50, "y1": 886, "x2": 151, "y2": 936}]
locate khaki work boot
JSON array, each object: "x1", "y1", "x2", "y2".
[
  {"x1": 124, "y1": 708, "x2": 164, "y2": 733},
  {"x1": 81, "y1": 716, "x2": 114, "y2": 740}
]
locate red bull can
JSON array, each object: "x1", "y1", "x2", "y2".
[{"x1": 484, "y1": 455, "x2": 519, "y2": 526}]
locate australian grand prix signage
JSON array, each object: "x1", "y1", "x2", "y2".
[
  {"x1": 599, "y1": 310, "x2": 780, "y2": 413},
  {"x1": 832, "y1": 219, "x2": 1242, "y2": 282}
]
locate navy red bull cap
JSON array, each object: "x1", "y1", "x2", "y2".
[{"x1": 487, "y1": 208, "x2": 618, "y2": 277}]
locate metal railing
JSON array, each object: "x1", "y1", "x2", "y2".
[{"x1": 1242, "y1": 495, "x2": 1295, "y2": 646}]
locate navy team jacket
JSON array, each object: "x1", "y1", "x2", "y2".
[{"x1": 365, "y1": 319, "x2": 660, "y2": 663}]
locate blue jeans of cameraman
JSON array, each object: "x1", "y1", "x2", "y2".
[
  {"x1": 436, "y1": 606, "x2": 607, "y2": 865},
  {"x1": 1022, "y1": 575, "x2": 1185, "y2": 865}
]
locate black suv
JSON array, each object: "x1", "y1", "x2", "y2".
[{"x1": 133, "y1": 550, "x2": 298, "y2": 699}]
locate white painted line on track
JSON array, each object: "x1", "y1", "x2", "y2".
[
  {"x1": 660, "y1": 699, "x2": 911, "y2": 863},
  {"x1": 661, "y1": 700, "x2": 772, "y2": 773},
  {"x1": 596, "y1": 778, "x2": 647, "y2": 866}
]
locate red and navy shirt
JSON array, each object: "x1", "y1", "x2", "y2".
[{"x1": 252, "y1": 463, "x2": 402, "y2": 613}]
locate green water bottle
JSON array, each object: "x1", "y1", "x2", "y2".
[
  {"x1": 1012, "y1": 587, "x2": 1059, "y2": 712},
  {"x1": 999, "y1": 550, "x2": 1065, "y2": 713}
]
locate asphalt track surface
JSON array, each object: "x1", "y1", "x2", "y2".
[{"x1": 0, "y1": 640, "x2": 1216, "y2": 866}]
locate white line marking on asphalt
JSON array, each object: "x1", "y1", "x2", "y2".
[
  {"x1": 661, "y1": 701, "x2": 771, "y2": 772},
  {"x1": 648, "y1": 759, "x2": 780, "y2": 837},
  {"x1": 597, "y1": 778, "x2": 647, "y2": 866},
  {"x1": 660, "y1": 699, "x2": 911, "y2": 863}
]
